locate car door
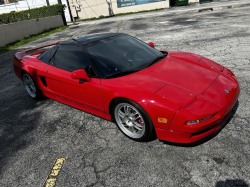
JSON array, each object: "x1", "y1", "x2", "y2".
[{"x1": 42, "y1": 44, "x2": 105, "y2": 117}]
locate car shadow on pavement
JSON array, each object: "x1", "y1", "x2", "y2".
[
  {"x1": 0, "y1": 46, "x2": 51, "y2": 176},
  {"x1": 0, "y1": 92, "x2": 48, "y2": 172},
  {"x1": 161, "y1": 100, "x2": 239, "y2": 147},
  {"x1": 215, "y1": 179, "x2": 249, "y2": 187}
]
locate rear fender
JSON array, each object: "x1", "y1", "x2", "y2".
[{"x1": 14, "y1": 41, "x2": 62, "y2": 80}]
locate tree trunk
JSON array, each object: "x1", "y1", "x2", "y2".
[{"x1": 57, "y1": 0, "x2": 67, "y2": 25}]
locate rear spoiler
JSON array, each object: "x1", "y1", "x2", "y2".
[{"x1": 15, "y1": 41, "x2": 63, "y2": 60}]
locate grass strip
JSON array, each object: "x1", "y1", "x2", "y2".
[
  {"x1": 78, "y1": 8, "x2": 165, "y2": 22},
  {"x1": 0, "y1": 25, "x2": 68, "y2": 54}
]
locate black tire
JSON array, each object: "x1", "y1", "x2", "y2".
[
  {"x1": 112, "y1": 98, "x2": 155, "y2": 142},
  {"x1": 22, "y1": 72, "x2": 43, "y2": 100}
]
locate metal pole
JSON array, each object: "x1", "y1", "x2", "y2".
[
  {"x1": 46, "y1": 0, "x2": 50, "y2": 6},
  {"x1": 14, "y1": 2, "x2": 18, "y2": 11}
]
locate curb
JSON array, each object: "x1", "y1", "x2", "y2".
[
  {"x1": 194, "y1": 2, "x2": 250, "y2": 12},
  {"x1": 174, "y1": 1, "x2": 250, "y2": 13}
]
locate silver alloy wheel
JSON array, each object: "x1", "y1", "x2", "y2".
[
  {"x1": 23, "y1": 74, "x2": 37, "y2": 98},
  {"x1": 114, "y1": 103, "x2": 145, "y2": 139}
]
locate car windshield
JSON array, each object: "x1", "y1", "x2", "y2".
[{"x1": 85, "y1": 35, "x2": 164, "y2": 78}]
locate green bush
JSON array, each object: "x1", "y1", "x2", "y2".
[{"x1": 0, "y1": 4, "x2": 65, "y2": 25}]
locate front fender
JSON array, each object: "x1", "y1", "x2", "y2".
[{"x1": 101, "y1": 79, "x2": 179, "y2": 129}]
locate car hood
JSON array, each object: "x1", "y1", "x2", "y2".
[{"x1": 113, "y1": 51, "x2": 220, "y2": 96}]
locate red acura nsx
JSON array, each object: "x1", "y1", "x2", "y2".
[{"x1": 13, "y1": 33, "x2": 240, "y2": 144}]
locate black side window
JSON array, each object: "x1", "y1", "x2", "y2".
[
  {"x1": 38, "y1": 45, "x2": 57, "y2": 64},
  {"x1": 52, "y1": 44, "x2": 91, "y2": 72},
  {"x1": 85, "y1": 66, "x2": 98, "y2": 78}
]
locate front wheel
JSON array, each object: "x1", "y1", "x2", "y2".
[{"x1": 112, "y1": 99, "x2": 155, "y2": 142}]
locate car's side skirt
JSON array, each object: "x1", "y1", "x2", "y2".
[{"x1": 42, "y1": 91, "x2": 112, "y2": 121}]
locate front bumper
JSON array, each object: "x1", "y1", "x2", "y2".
[
  {"x1": 156, "y1": 110, "x2": 231, "y2": 145},
  {"x1": 155, "y1": 85, "x2": 240, "y2": 144}
]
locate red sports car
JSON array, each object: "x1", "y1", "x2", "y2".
[{"x1": 13, "y1": 33, "x2": 240, "y2": 144}]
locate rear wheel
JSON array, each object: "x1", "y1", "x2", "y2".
[
  {"x1": 22, "y1": 72, "x2": 42, "y2": 100},
  {"x1": 112, "y1": 99, "x2": 155, "y2": 142}
]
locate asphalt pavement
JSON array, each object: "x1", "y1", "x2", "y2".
[{"x1": 0, "y1": 2, "x2": 250, "y2": 187}]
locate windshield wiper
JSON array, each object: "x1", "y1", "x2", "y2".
[
  {"x1": 147, "y1": 55, "x2": 166, "y2": 67},
  {"x1": 105, "y1": 70, "x2": 140, "y2": 79}
]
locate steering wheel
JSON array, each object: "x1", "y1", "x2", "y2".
[{"x1": 123, "y1": 49, "x2": 136, "y2": 63}]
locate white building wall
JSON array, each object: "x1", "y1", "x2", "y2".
[
  {"x1": 0, "y1": 0, "x2": 71, "y2": 22},
  {"x1": 68, "y1": 0, "x2": 169, "y2": 20}
]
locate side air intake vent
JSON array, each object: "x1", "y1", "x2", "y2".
[{"x1": 40, "y1": 76, "x2": 47, "y2": 87}]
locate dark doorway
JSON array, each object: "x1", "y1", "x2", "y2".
[{"x1": 170, "y1": 0, "x2": 175, "y2": 7}]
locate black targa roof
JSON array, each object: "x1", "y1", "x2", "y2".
[{"x1": 64, "y1": 33, "x2": 124, "y2": 46}]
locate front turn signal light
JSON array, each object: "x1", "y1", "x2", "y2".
[
  {"x1": 187, "y1": 114, "x2": 216, "y2": 125},
  {"x1": 158, "y1": 117, "x2": 168, "y2": 123}
]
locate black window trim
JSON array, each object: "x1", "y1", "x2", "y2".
[
  {"x1": 81, "y1": 33, "x2": 163, "y2": 79},
  {"x1": 37, "y1": 45, "x2": 59, "y2": 64},
  {"x1": 77, "y1": 43, "x2": 105, "y2": 78},
  {"x1": 49, "y1": 43, "x2": 101, "y2": 78},
  {"x1": 39, "y1": 33, "x2": 163, "y2": 79}
]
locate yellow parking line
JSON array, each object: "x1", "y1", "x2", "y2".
[
  {"x1": 191, "y1": 15, "x2": 227, "y2": 23},
  {"x1": 234, "y1": 11, "x2": 250, "y2": 15},
  {"x1": 42, "y1": 157, "x2": 68, "y2": 187},
  {"x1": 117, "y1": 20, "x2": 123, "y2": 32},
  {"x1": 149, "y1": 16, "x2": 170, "y2": 30}
]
